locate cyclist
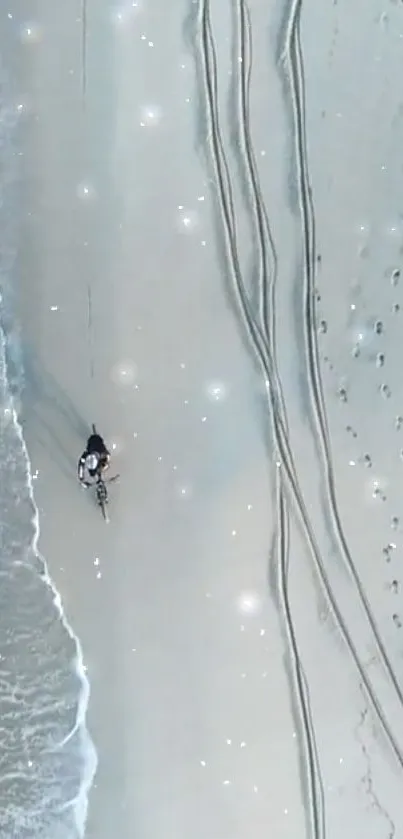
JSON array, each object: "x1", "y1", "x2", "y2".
[{"x1": 78, "y1": 426, "x2": 111, "y2": 487}]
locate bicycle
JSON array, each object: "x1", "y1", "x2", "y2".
[
  {"x1": 94, "y1": 472, "x2": 119, "y2": 522},
  {"x1": 82, "y1": 423, "x2": 119, "y2": 521}
]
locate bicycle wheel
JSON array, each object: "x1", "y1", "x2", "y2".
[
  {"x1": 96, "y1": 479, "x2": 109, "y2": 522},
  {"x1": 99, "y1": 499, "x2": 109, "y2": 522}
]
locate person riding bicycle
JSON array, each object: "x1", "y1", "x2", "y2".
[{"x1": 78, "y1": 428, "x2": 111, "y2": 487}]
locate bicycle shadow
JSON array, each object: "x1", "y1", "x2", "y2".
[{"x1": 21, "y1": 347, "x2": 91, "y2": 483}]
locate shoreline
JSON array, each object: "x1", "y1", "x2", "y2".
[
  {"x1": 0, "y1": 338, "x2": 96, "y2": 836},
  {"x1": 13, "y1": 5, "x2": 297, "y2": 835}
]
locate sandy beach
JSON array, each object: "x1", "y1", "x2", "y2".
[{"x1": 6, "y1": 0, "x2": 403, "y2": 836}]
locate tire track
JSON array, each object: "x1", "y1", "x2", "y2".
[
  {"x1": 281, "y1": 0, "x2": 403, "y2": 709},
  {"x1": 232, "y1": 3, "x2": 325, "y2": 835},
  {"x1": 81, "y1": 0, "x2": 88, "y2": 103},
  {"x1": 232, "y1": 0, "x2": 285, "y2": 420},
  {"x1": 193, "y1": 0, "x2": 403, "y2": 771},
  {"x1": 232, "y1": 1, "x2": 275, "y2": 342},
  {"x1": 275, "y1": 465, "x2": 326, "y2": 839}
]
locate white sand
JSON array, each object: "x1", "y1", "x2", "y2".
[{"x1": 10, "y1": 0, "x2": 403, "y2": 836}]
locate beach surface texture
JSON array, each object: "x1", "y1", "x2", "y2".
[{"x1": 1, "y1": 1, "x2": 403, "y2": 837}]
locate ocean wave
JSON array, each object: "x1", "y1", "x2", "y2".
[
  {"x1": 0, "y1": 67, "x2": 96, "y2": 839},
  {"x1": 0, "y1": 331, "x2": 97, "y2": 839}
]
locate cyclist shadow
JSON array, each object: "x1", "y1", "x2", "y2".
[{"x1": 22, "y1": 349, "x2": 91, "y2": 483}]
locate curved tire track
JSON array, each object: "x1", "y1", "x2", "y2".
[
  {"x1": 232, "y1": 3, "x2": 325, "y2": 836},
  {"x1": 281, "y1": 0, "x2": 403, "y2": 709},
  {"x1": 194, "y1": 0, "x2": 403, "y2": 783}
]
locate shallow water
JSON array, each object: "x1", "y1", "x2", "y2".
[{"x1": 0, "y1": 70, "x2": 96, "y2": 839}]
